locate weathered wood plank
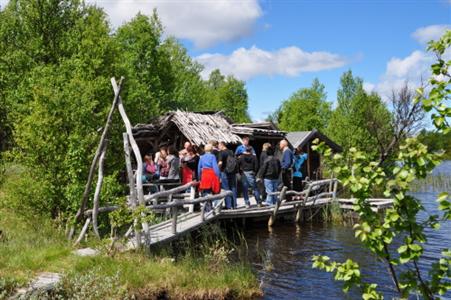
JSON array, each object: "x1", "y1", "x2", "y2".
[{"x1": 70, "y1": 78, "x2": 124, "y2": 240}]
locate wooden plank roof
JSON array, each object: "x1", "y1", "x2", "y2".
[
  {"x1": 132, "y1": 110, "x2": 286, "y2": 145},
  {"x1": 286, "y1": 129, "x2": 342, "y2": 152}
]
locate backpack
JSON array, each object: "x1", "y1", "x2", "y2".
[{"x1": 225, "y1": 152, "x2": 239, "y2": 174}]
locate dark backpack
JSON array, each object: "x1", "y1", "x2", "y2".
[{"x1": 225, "y1": 153, "x2": 239, "y2": 174}]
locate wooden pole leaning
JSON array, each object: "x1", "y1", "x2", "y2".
[
  {"x1": 92, "y1": 139, "x2": 108, "y2": 238},
  {"x1": 111, "y1": 77, "x2": 150, "y2": 245},
  {"x1": 123, "y1": 132, "x2": 142, "y2": 248},
  {"x1": 268, "y1": 186, "x2": 287, "y2": 227},
  {"x1": 69, "y1": 78, "x2": 124, "y2": 240}
]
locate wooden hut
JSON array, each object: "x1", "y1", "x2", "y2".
[
  {"x1": 286, "y1": 129, "x2": 342, "y2": 180},
  {"x1": 132, "y1": 110, "x2": 285, "y2": 155}
]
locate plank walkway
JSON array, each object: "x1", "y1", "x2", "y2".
[{"x1": 129, "y1": 197, "x2": 393, "y2": 248}]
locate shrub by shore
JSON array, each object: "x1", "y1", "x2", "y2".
[{"x1": 0, "y1": 166, "x2": 261, "y2": 300}]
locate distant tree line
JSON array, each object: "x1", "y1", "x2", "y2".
[
  {"x1": 269, "y1": 71, "x2": 429, "y2": 161},
  {"x1": 417, "y1": 129, "x2": 451, "y2": 159},
  {"x1": 0, "y1": 1, "x2": 249, "y2": 217}
]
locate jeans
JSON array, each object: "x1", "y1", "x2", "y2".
[
  {"x1": 242, "y1": 171, "x2": 261, "y2": 205},
  {"x1": 220, "y1": 172, "x2": 237, "y2": 209},
  {"x1": 201, "y1": 189, "x2": 212, "y2": 211},
  {"x1": 264, "y1": 179, "x2": 279, "y2": 205}
]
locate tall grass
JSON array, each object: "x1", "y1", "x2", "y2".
[
  {"x1": 410, "y1": 173, "x2": 451, "y2": 193},
  {"x1": 0, "y1": 208, "x2": 260, "y2": 299},
  {"x1": 0, "y1": 163, "x2": 260, "y2": 299}
]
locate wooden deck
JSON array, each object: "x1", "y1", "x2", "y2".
[{"x1": 125, "y1": 179, "x2": 394, "y2": 249}]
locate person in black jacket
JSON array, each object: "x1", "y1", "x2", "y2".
[
  {"x1": 239, "y1": 146, "x2": 261, "y2": 208},
  {"x1": 257, "y1": 145, "x2": 281, "y2": 205},
  {"x1": 259, "y1": 143, "x2": 271, "y2": 199},
  {"x1": 218, "y1": 142, "x2": 238, "y2": 209}
]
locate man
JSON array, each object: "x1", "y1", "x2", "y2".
[
  {"x1": 235, "y1": 136, "x2": 256, "y2": 157},
  {"x1": 279, "y1": 139, "x2": 294, "y2": 194},
  {"x1": 257, "y1": 145, "x2": 281, "y2": 205},
  {"x1": 209, "y1": 140, "x2": 221, "y2": 162},
  {"x1": 218, "y1": 141, "x2": 238, "y2": 209},
  {"x1": 239, "y1": 146, "x2": 261, "y2": 208}
]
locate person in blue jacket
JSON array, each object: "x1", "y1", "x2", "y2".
[
  {"x1": 235, "y1": 136, "x2": 256, "y2": 157},
  {"x1": 293, "y1": 146, "x2": 308, "y2": 192},
  {"x1": 279, "y1": 139, "x2": 294, "y2": 193}
]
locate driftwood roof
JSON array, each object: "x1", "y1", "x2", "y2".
[
  {"x1": 132, "y1": 110, "x2": 285, "y2": 146},
  {"x1": 286, "y1": 129, "x2": 342, "y2": 152}
]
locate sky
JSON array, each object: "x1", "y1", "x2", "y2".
[{"x1": 1, "y1": 0, "x2": 450, "y2": 121}]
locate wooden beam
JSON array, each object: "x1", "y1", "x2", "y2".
[
  {"x1": 268, "y1": 186, "x2": 287, "y2": 227},
  {"x1": 92, "y1": 139, "x2": 108, "y2": 238},
  {"x1": 307, "y1": 142, "x2": 311, "y2": 179},
  {"x1": 69, "y1": 78, "x2": 124, "y2": 240},
  {"x1": 123, "y1": 132, "x2": 141, "y2": 248},
  {"x1": 112, "y1": 77, "x2": 150, "y2": 243}
]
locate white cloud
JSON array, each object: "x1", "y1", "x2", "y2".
[
  {"x1": 369, "y1": 50, "x2": 432, "y2": 99},
  {"x1": 412, "y1": 24, "x2": 450, "y2": 44},
  {"x1": 87, "y1": 0, "x2": 262, "y2": 48},
  {"x1": 196, "y1": 46, "x2": 348, "y2": 80},
  {"x1": 367, "y1": 24, "x2": 451, "y2": 99},
  {"x1": 363, "y1": 82, "x2": 375, "y2": 93},
  {"x1": 0, "y1": 0, "x2": 8, "y2": 9}
]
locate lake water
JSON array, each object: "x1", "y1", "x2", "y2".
[{"x1": 243, "y1": 161, "x2": 451, "y2": 299}]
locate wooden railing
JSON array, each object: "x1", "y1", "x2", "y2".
[
  {"x1": 267, "y1": 178, "x2": 338, "y2": 226},
  {"x1": 87, "y1": 178, "x2": 339, "y2": 245},
  {"x1": 147, "y1": 190, "x2": 233, "y2": 234}
]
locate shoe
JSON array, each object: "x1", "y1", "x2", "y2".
[
  {"x1": 257, "y1": 203, "x2": 263, "y2": 208},
  {"x1": 245, "y1": 204, "x2": 250, "y2": 209}
]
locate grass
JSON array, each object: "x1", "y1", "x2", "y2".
[
  {"x1": 410, "y1": 173, "x2": 451, "y2": 193},
  {"x1": 0, "y1": 164, "x2": 260, "y2": 299},
  {"x1": 0, "y1": 207, "x2": 260, "y2": 299}
]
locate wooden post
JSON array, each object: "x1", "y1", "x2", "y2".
[
  {"x1": 201, "y1": 202, "x2": 206, "y2": 222},
  {"x1": 268, "y1": 187, "x2": 287, "y2": 227},
  {"x1": 307, "y1": 142, "x2": 311, "y2": 179},
  {"x1": 92, "y1": 139, "x2": 108, "y2": 238},
  {"x1": 295, "y1": 205, "x2": 304, "y2": 223},
  {"x1": 74, "y1": 217, "x2": 91, "y2": 246},
  {"x1": 188, "y1": 185, "x2": 195, "y2": 213},
  {"x1": 112, "y1": 78, "x2": 150, "y2": 243},
  {"x1": 171, "y1": 202, "x2": 178, "y2": 235},
  {"x1": 123, "y1": 133, "x2": 141, "y2": 248},
  {"x1": 69, "y1": 78, "x2": 124, "y2": 239},
  {"x1": 332, "y1": 179, "x2": 338, "y2": 201}
]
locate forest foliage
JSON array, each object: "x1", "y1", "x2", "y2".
[{"x1": 0, "y1": 1, "x2": 249, "y2": 217}]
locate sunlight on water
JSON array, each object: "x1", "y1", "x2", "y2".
[{"x1": 244, "y1": 161, "x2": 451, "y2": 300}]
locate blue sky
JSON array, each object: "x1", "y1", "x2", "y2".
[
  {"x1": 1, "y1": 0, "x2": 449, "y2": 121},
  {"x1": 188, "y1": 0, "x2": 450, "y2": 120}
]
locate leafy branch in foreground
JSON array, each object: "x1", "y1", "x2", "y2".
[
  {"x1": 311, "y1": 31, "x2": 451, "y2": 299},
  {"x1": 418, "y1": 30, "x2": 451, "y2": 133}
]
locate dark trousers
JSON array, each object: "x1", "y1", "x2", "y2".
[
  {"x1": 282, "y1": 169, "x2": 292, "y2": 200},
  {"x1": 282, "y1": 169, "x2": 292, "y2": 190},
  {"x1": 293, "y1": 176, "x2": 303, "y2": 192}
]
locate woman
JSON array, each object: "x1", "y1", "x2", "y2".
[
  {"x1": 157, "y1": 148, "x2": 169, "y2": 180},
  {"x1": 293, "y1": 146, "x2": 308, "y2": 192},
  {"x1": 142, "y1": 154, "x2": 157, "y2": 183},
  {"x1": 257, "y1": 146, "x2": 281, "y2": 205},
  {"x1": 260, "y1": 142, "x2": 271, "y2": 167},
  {"x1": 197, "y1": 144, "x2": 221, "y2": 196},
  {"x1": 166, "y1": 145, "x2": 180, "y2": 181},
  {"x1": 181, "y1": 146, "x2": 199, "y2": 184}
]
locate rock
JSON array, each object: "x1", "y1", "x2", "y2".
[
  {"x1": 30, "y1": 272, "x2": 61, "y2": 291},
  {"x1": 13, "y1": 272, "x2": 62, "y2": 299},
  {"x1": 72, "y1": 247, "x2": 99, "y2": 257}
]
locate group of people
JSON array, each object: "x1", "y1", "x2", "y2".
[{"x1": 141, "y1": 136, "x2": 308, "y2": 209}]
